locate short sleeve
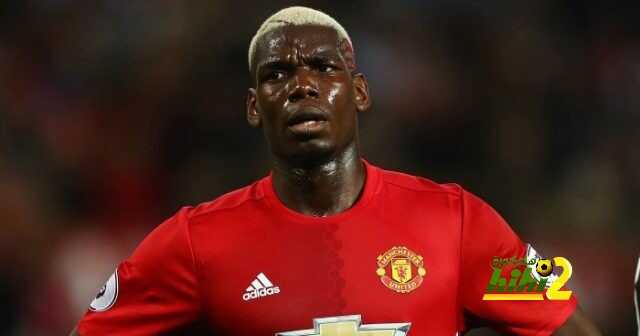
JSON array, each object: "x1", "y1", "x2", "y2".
[
  {"x1": 77, "y1": 207, "x2": 201, "y2": 335},
  {"x1": 459, "y1": 189, "x2": 577, "y2": 336}
]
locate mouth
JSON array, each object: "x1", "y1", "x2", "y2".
[{"x1": 286, "y1": 107, "x2": 329, "y2": 136}]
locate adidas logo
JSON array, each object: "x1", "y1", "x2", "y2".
[{"x1": 242, "y1": 272, "x2": 280, "y2": 301}]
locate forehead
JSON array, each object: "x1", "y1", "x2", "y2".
[{"x1": 253, "y1": 25, "x2": 342, "y2": 63}]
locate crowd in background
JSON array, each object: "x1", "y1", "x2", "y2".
[{"x1": 1, "y1": 1, "x2": 638, "y2": 334}]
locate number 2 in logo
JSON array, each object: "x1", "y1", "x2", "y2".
[{"x1": 546, "y1": 257, "x2": 572, "y2": 300}]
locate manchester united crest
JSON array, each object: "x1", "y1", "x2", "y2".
[{"x1": 376, "y1": 246, "x2": 426, "y2": 293}]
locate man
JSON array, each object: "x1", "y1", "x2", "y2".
[{"x1": 72, "y1": 6, "x2": 601, "y2": 335}]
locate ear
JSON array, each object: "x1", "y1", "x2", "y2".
[
  {"x1": 246, "y1": 88, "x2": 261, "y2": 128},
  {"x1": 352, "y1": 73, "x2": 371, "y2": 112}
]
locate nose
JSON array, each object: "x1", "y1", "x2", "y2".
[{"x1": 287, "y1": 69, "x2": 319, "y2": 103}]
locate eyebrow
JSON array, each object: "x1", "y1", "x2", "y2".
[
  {"x1": 257, "y1": 61, "x2": 292, "y2": 77},
  {"x1": 255, "y1": 43, "x2": 345, "y2": 72}
]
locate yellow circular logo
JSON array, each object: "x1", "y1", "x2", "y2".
[
  {"x1": 376, "y1": 246, "x2": 426, "y2": 293},
  {"x1": 536, "y1": 258, "x2": 554, "y2": 277}
]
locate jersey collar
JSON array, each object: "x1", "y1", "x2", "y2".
[{"x1": 261, "y1": 159, "x2": 381, "y2": 223}]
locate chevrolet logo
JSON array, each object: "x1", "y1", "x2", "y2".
[{"x1": 276, "y1": 315, "x2": 411, "y2": 336}]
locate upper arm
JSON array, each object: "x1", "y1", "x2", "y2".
[
  {"x1": 458, "y1": 189, "x2": 579, "y2": 335},
  {"x1": 74, "y1": 207, "x2": 201, "y2": 335}
]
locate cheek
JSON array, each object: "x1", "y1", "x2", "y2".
[
  {"x1": 327, "y1": 86, "x2": 339, "y2": 105},
  {"x1": 326, "y1": 82, "x2": 351, "y2": 107},
  {"x1": 258, "y1": 85, "x2": 287, "y2": 119},
  {"x1": 260, "y1": 84, "x2": 286, "y2": 102}
]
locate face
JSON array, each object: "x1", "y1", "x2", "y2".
[{"x1": 246, "y1": 25, "x2": 371, "y2": 167}]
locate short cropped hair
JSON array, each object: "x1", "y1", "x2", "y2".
[{"x1": 248, "y1": 6, "x2": 353, "y2": 72}]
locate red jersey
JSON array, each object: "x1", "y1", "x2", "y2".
[{"x1": 78, "y1": 160, "x2": 577, "y2": 335}]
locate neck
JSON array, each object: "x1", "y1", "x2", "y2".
[{"x1": 271, "y1": 143, "x2": 366, "y2": 217}]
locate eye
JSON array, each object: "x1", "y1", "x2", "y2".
[
  {"x1": 318, "y1": 64, "x2": 336, "y2": 73},
  {"x1": 263, "y1": 71, "x2": 286, "y2": 82}
]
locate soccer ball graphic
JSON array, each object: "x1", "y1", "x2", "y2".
[{"x1": 536, "y1": 258, "x2": 553, "y2": 277}]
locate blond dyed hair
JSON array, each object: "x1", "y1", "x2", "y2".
[{"x1": 248, "y1": 6, "x2": 353, "y2": 71}]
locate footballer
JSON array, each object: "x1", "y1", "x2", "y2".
[{"x1": 71, "y1": 7, "x2": 602, "y2": 335}]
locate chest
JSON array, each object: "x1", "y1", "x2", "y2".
[{"x1": 196, "y1": 206, "x2": 462, "y2": 335}]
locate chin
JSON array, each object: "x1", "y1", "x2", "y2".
[{"x1": 286, "y1": 140, "x2": 336, "y2": 168}]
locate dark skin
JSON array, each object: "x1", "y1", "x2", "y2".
[{"x1": 71, "y1": 24, "x2": 601, "y2": 335}]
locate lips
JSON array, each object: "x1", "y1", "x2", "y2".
[
  {"x1": 286, "y1": 106, "x2": 330, "y2": 137},
  {"x1": 286, "y1": 107, "x2": 328, "y2": 127}
]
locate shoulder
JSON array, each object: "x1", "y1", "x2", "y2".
[
  {"x1": 131, "y1": 177, "x2": 268, "y2": 260},
  {"x1": 183, "y1": 176, "x2": 268, "y2": 221},
  {"x1": 375, "y1": 165, "x2": 495, "y2": 207},
  {"x1": 377, "y1": 165, "x2": 463, "y2": 197},
  {"x1": 373, "y1": 164, "x2": 495, "y2": 216}
]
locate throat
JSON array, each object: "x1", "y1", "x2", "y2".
[{"x1": 272, "y1": 152, "x2": 366, "y2": 217}]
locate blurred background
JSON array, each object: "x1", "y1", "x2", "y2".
[{"x1": 0, "y1": 1, "x2": 638, "y2": 335}]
